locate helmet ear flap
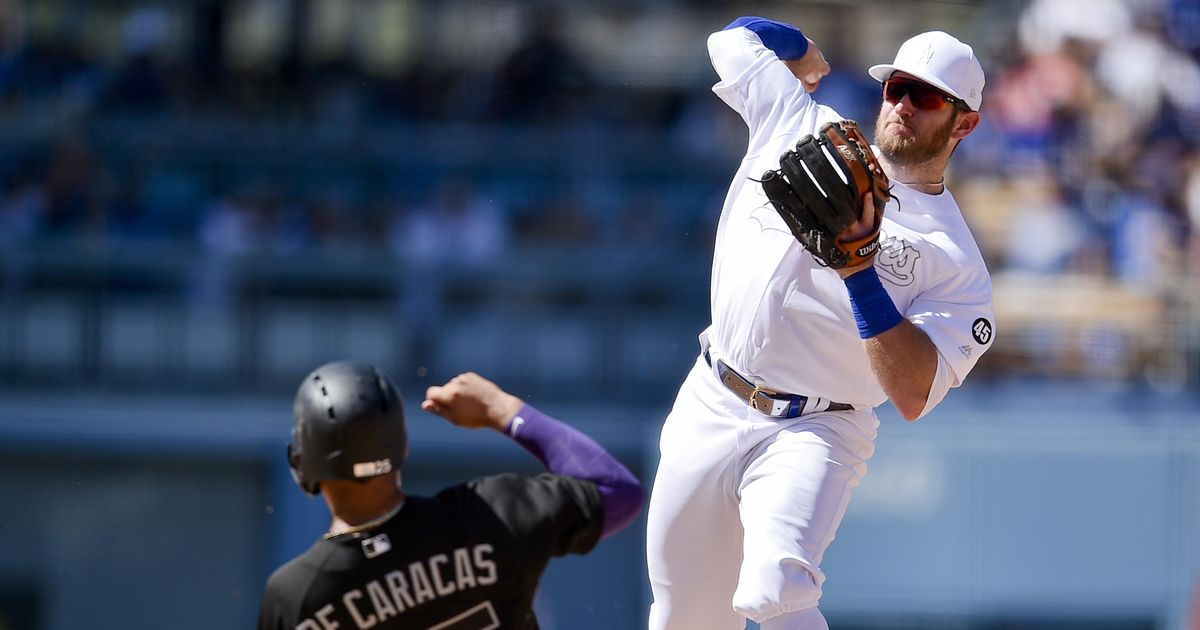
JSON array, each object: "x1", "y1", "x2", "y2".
[{"x1": 287, "y1": 441, "x2": 319, "y2": 496}]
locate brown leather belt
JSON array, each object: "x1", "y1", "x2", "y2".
[{"x1": 705, "y1": 351, "x2": 853, "y2": 418}]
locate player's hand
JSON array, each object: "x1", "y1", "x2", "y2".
[
  {"x1": 783, "y1": 38, "x2": 830, "y2": 93},
  {"x1": 836, "y1": 192, "x2": 881, "y2": 278},
  {"x1": 422, "y1": 372, "x2": 524, "y2": 432}
]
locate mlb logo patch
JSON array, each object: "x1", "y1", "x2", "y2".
[{"x1": 361, "y1": 533, "x2": 391, "y2": 559}]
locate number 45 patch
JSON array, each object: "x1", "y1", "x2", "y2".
[{"x1": 971, "y1": 318, "x2": 993, "y2": 345}]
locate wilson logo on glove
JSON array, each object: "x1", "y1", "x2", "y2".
[{"x1": 856, "y1": 241, "x2": 880, "y2": 258}]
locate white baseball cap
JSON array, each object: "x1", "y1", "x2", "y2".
[{"x1": 868, "y1": 31, "x2": 985, "y2": 111}]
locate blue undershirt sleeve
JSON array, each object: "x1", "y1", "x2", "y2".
[{"x1": 724, "y1": 16, "x2": 809, "y2": 60}]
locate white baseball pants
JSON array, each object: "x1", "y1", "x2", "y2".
[{"x1": 647, "y1": 356, "x2": 878, "y2": 629}]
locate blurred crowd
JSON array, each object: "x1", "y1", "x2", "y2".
[
  {"x1": 0, "y1": 2, "x2": 719, "y2": 263},
  {"x1": 954, "y1": 0, "x2": 1200, "y2": 384},
  {"x1": 962, "y1": 0, "x2": 1200, "y2": 287},
  {"x1": 0, "y1": 0, "x2": 1198, "y2": 384}
]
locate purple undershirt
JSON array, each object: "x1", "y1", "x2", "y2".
[{"x1": 505, "y1": 403, "x2": 645, "y2": 539}]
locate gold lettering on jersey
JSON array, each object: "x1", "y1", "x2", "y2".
[{"x1": 298, "y1": 544, "x2": 500, "y2": 629}]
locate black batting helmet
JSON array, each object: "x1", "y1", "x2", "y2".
[{"x1": 288, "y1": 360, "x2": 408, "y2": 496}]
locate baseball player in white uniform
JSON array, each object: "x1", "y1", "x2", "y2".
[{"x1": 646, "y1": 17, "x2": 995, "y2": 629}]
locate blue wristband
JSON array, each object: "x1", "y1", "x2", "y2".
[{"x1": 844, "y1": 267, "x2": 904, "y2": 339}]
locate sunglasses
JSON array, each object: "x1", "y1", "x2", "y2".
[{"x1": 882, "y1": 78, "x2": 969, "y2": 112}]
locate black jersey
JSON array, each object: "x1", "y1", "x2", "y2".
[{"x1": 258, "y1": 472, "x2": 603, "y2": 630}]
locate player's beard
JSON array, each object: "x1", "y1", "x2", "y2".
[{"x1": 874, "y1": 110, "x2": 959, "y2": 166}]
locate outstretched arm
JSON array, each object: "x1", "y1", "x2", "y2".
[{"x1": 423, "y1": 372, "x2": 646, "y2": 538}]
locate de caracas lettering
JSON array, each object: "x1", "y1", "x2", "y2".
[{"x1": 297, "y1": 544, "x2": 498, "y2": 629}]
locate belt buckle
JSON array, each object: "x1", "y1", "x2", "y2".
[{"x1": 749, "y1": 386, "x2": 776, "y2": 415}]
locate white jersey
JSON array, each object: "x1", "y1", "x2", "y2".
[{"x1": 704, "y1": 26, "x2": 995, "y2": 409}]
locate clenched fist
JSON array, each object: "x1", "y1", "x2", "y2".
[{"x1": 422, "y1": 372, "x2": 524, "y2": 432}]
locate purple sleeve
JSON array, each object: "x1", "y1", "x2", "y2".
[
  {"x1": 725, "y1": 16, "x2": 809, "y2": 60},
  {"x1": 505, "y1": 404, "x2": 646, "y2": 539}
]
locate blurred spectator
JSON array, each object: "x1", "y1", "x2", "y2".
[
  {"x1": 310, "y1": 59, "x2": 369, "y2": 128},
  {"x1": 1108, "y1": 185, "x2": 1181, "y2": 289},
  {"x1": 384, "y1": 176, "x2": 508, "y2": 374},
  {"x1": 374, "y1": 63, "x2": 458, "y2": 121},
  {"x1": 359, "y1": 196, "x2": 396, "y2": 251},
  {"x1": 1002, "y1": 175, "x2": 1090, "y2": 275},
  {"x1": 1018, "y1": 0, "x2": 1130, "y2": 57},
  {"x1": 987, "y1": 43, "x2": 1094, "y2": 173},
  {"x1": 1185, "y1": 150, "x2": 1200, "y2": 263},
  {"x1": 1168, "y1": 0, "x2": 1200, "y2": 53},
  {"x1": 492, "y1": 8, "x2": 593, "y2": 122},
  {"x1": 189, "y1": 187, "x2": 255, "y2": 307},
  {"x1": 302, "y1": 189, "x2": 362, "y2": 252},
  {"x1": 103, "y1": 6, "x2": 174, "y2": 111},
  {"x1": 389, "y1": 176, "x2": 511, "y2": 267},
  {"x1": 0, "y1": 169, "x2": 43, "y2": 245},
  {"x1": 0, "y1": 1, "x2": 24, "y2": 103},
  {"x1": 814, "y1": 60, "x2": 879, "y2": 132},
  {"x1": 180, "y1": 0, "x2": 228, "y2": 110},
  {"x1": 197, "y1": 186, "x2": 262, "y2": 258},
  {"x1": 616, "y1": 192, "x2": 668, "y2": 250},
  {"x1": 40, "y1": 138, "x2": 110, "y2": 242},
  {"x1": 20, "y1": 30, "x2": 102, "y2": 109},
  {"x1": 811, "y1": 15, "x2": 880, "y2": 128},
  {"x1": 190, "y1": 183, "x2": 277, "y2": 307},
  {"x1": 513, "y1": 196, "x2": 597, "y2": 247},
  {"x1": 1093, "y1": 10, "x2": 1200, "y2": 140},
  {"x1": 106, "y1": 176, "x2": 162, "y2": 245}
]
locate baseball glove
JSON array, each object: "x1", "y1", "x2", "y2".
[{"x1": 760, "y1": 120, "x2": 890, "y2": 269}]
